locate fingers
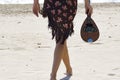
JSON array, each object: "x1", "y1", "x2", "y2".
[
  {"x1": 85, "y1": 8, "x2": 89, "y2": 14},
  {"x1": 33, "y1": 8, "x2": 39, "y2": 17},
  {"x1": 85, "y1": 5, "x2": 93, "y2": 16},
  {"x1": 33, "y1": 3, "x2": 40, "y2": 17},
  {"x1": 33, "y1": 10, "x2": 39, "y2": 17},
  {"x1": 88, "y1": 6, "x2": 93, "y2": 16}
]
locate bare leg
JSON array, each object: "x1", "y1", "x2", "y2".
[
  {"x1": 50, "y1": 42, "x2": 65, "y2": 80},
  {"x1": 62, "y1": 41, "x2": 72, "y2": 75}
]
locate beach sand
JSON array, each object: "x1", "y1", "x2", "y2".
[{"x1": 0, "y1": 3, "x2": 120, "y2": 80}]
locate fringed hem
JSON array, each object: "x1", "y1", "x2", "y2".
[{"x1": 48, "y1": 23, "x2": 74, "y2": 44}]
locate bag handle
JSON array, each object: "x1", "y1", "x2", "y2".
[{"x1": 86, "y1": 0, "x2": 91, "y2": 17}]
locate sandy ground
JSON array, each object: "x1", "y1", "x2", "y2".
[{"x1": 0, "y1": 3, "x2": 120, "y2": 80}]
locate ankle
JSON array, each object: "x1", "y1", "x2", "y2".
[
  {"x1": 50, "y1": 76, "x2": 56, "y2": 80},
  {"x1": 66, "y1": 67, "x2": 72, "y2": 75},
  {"x1": 50, "y1": 77, "x2": 56, "y2": 80},
  {"x1": 50, "y1": 73, "x2": 56, "y2": 80}
]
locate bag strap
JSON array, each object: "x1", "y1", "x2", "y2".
[{"x1": 86, "y1": 0, "x2": 91, "y2": 17}]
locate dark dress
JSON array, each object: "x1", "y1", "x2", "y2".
[{"x1": 43, "y1": 0, "x2": 77, "y2": 44}]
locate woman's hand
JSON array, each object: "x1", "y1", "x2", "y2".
[
  {"x1": 85, "y1": 3, "x2": 93, "y2": 16},
  {"x1": 33, "y1": 1, "x2": 40, "y2": 17}
]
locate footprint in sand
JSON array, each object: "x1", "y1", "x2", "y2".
[
  {"x1": 108, "y1": 73, "x2": 116, "y2": 76},
  {"x1": 108, "y1": 73, "x2": 120, "y2": 78},
  {"x1": 113, "y1": 40, "x2": 120, "y2": 42},
  {"x1": 108, "y1": 36, "x2": 112, "y2": 38},
  {"x1": 112, "y1": 68, "x2": 120, "y2": 70},
  {"x1": 0, "y1": 44, "x2": 10, "y2": 50},
  {"x1": 89, "y1": 42, "x2": 103, "y2": 45},
  {"x1": 17, "y1": 21, "x2": 21, "y2": 24},
  {"x1": 1, "y1": 36, "x2": 5, "y2": 38},
  {"x1": 107, "y1": 68, "x2": 120, "y2": 78},
  {"x1": 0, "y1": 48, "x2": 10, "y2": 50},
  {"x1": 13, "y1": 47, "x2": 26, "y2": 51}
]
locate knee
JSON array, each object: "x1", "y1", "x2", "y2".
[
  {"x1": 56, "y1": 43, "x2": 65, "y2": 49},
  {"x1": 56, "y1": 42, "x2": 64, "y2": 47},
  {"x1": 57, "y1": 40, "x2": 67, "y2": 45}
]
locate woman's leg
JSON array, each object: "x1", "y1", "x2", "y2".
[
  {"x1": 62, "y1": 41, "x2": 72, "y2": 75},
  {"x1": 50, "y1": 42, "x2": 65, "y2": 80}
]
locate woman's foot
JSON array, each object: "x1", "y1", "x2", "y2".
[{"x1": 61, "y1": 68, "x2": 72, "y2": 80}]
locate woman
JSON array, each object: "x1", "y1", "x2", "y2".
[{"x1": 33, "y1": 0, "x2": 93, "y2": 80}]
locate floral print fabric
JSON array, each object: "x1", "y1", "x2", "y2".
[{"x1": 44, "y1": 0, "x2": 77, "y2": 44}]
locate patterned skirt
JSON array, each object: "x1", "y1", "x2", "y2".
[{"x1": 43, "y1": 0, "x2": 77, "y2": 44}]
